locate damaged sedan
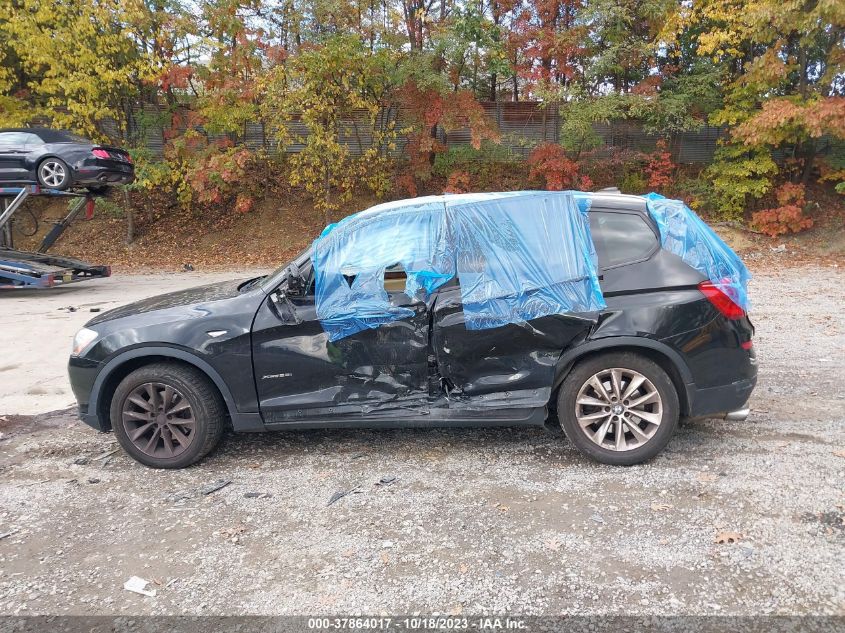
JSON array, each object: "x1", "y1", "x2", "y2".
[{"x1": 68, "y1": 190, "x2": 757, "y2": 468}]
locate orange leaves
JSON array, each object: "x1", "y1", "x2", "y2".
[
  {"x1": 645, "y1": 139, "x2": 675, "y2": 190},
  {"x1": 527, "y1": 143, "x2": 591, "y2": 191},
  {"x1": 444, "y1": 170, "x2": 472, "y2": 193},
  {"x1": 734, "y1": 97, "x2": 845, "y2": 146},
  {"x1": 398, "y1": 81, "x2": 500, "y2": 186},
  {"x1": 158, "y1": 65, "x2": 193, "y2": 92},
  {"x1": 751, "y1": 183, "x2": 813, "y2": 237}
]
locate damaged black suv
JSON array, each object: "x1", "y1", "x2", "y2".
[{"x1": 68, "y1": 191, "x2": 757, "y2": 468}]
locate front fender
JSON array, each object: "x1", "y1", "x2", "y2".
[{"x1": 85, "y1": 345, "x2": 264, "y2": 432}]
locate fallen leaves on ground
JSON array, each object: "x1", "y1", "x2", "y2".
[
  {"x1": 218, "y1": 523, "x2": 247, "y2": 543},
  {"x1": 714, "y1": 531, "x2": 743, "y2": 544}
]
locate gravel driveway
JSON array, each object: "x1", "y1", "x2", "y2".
[{"x1": 0, "y1": 265, "x2": 843, "y2": 616}]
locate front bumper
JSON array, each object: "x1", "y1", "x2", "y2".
[{"x1": 68, "y1": 355, "x2": 107, "y2": 430}]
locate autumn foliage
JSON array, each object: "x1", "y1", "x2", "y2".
[
  {"x1": 751, "y1": 183, "x2": 813, "y2": 237},
  {"x1": 528, "y1": 144, "x2": 592, "y2": 191},
  {"x1": 0, "y1": 0, "x2": 841, "y2": 234},
  {"x1": 645, "y1": 139, "x2": 675, "y2": 190}
]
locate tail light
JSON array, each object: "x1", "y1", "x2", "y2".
[
  {"x1": 92, "y1": 148, "x2": 110, "y2": 159},
  {"x1": 125, "y1": 153, "x2": 133, "y2": 164},
  {"x1": 698, "y1": 280, "x2": 745, "y2": 320}
]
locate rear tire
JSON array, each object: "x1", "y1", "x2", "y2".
[
  {"x1": 37, "y1": 158, "x2": 71, "y2": 190},
  {"x1": 110, "y1": 362, "x2": 226, "y2": 469},
  {"x1": 557, "y1": 352, "x2": 679, "y2": 465}
]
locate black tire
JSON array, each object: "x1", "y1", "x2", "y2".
[
  {"x1": 110, "y1": 362, "x2": 226, "y2": 469},
  {"x1": 557, "y1": 352, "x2": 679, "y2": 466},
  {"x1": 36, "y1": 157, "x2": 72, "y2": 190}
]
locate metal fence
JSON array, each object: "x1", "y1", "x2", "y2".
[{"x1": 128, "y1": 101, "x2": 722, "y2": 164}]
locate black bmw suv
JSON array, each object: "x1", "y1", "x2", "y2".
[{"x1": 68, "y1": 191, "x2": 756, "y2": 468}]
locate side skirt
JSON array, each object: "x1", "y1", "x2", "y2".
[{"x1": 263, "y1": 406, "x2": 548, "y2": 431}]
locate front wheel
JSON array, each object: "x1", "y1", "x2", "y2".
[
  {"x1": 37, "y1": 158, "x2": 72, "y2": 190},
  {"x1": 557, "y1": 352, "x2": 679, "y2": 465},
  {"x1": 110, "y1": 362, "x2": 226, "y2": 468}
]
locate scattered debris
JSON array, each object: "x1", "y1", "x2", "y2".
[
  {"x1": 715, "y1": 531, "x2": 743, "y2": 544},
  {"x1": 123, "y1": 576, "x2": 157, "y2": 597},
  {"x1": 327, "y1": 485, "x2": 360, "y2": 506},
  {"x1": 183, "y1": 263, "x2": 194, "y2": 271},
  {"x1": 72, "y1": 456, "x2": 89, "y2": 465},
  {"x1": 651, "y1": 502, "x2": 673, "y2": 511},
  {"x1": 544, "y1": 537, "x2": 562, "y2": 551},
  {"x1": 590, "y1": 514, "x2": 605, "y2": 524},
  {"x1": 87, "y1": 478, "x2": 101, "y2": 484},
  {"x1": 376, "y1": 475, "x2": 396, "y2": 486},
  {"x1": 243, "y1": 492, "x2": 273, "y2": 499},
  {"x1": 89, "y1": 307, "x2": 102, "y2": 313},
  {"x1": 0, "y1": 529, "x2": 19, "y2": 540},
  {"x1": 833, "y1": 450, "x2": 845, "y2": 458},
  {"x1": 200, "y1": 479, "x2": 231, "y2": 495},
  {"x1": 800, "y1": 510, "x2": 845, "y2": 531},
  {"x1": 59, "y1": 306, "x2": 78, "y2": 312},
  {"x1": 218, "y1": 523, "x2": 247, "y2": 543},
  {"x1": 92, "y1": 448, "x2": 119, "y2": 461},
  {"x1": 770, "y1": 244, "x2": 787, "y2": 253},
  {"x1": 697, "y1": 472, "x2": 719, "y2": 483}
]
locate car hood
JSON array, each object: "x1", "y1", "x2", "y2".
[{"x1": 87, "y1": 279, "x2": 249, "y2": 326}]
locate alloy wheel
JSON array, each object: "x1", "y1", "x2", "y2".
[
  {"x1": 574, "y1": 367, "x2": 663, "y2": 452},
  {"x1": 39, "y1": 161, "x2": 67, "y2": 188},
  {"x1": 121, "y1": 382, "x2": 196, "y2": 458}
]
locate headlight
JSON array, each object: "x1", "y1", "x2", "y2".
[{"x1": 71, "y1": 327, "x2": 99, "y2": 356}]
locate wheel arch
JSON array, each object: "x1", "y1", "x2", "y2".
[
  {"x1": 35, "y1": 155, "x2": 72, "y2": 187},
  {"x1": 89, "y1": 346, "x2": 262, "y2": 432},
  {"x1": 552, "y1": 337, "x2": 693, "y2": 416}
]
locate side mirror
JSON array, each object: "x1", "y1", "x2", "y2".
[{"x1": 284, "y1": 265, "x2": 305, "y2": 296}]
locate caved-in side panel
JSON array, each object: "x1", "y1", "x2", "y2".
[
  {"x1": 432, "y1": 284, "x2": 593, "y2": 409},
  {"x1": 252, "y1": 292, "x2": 430, "y2": 421}
]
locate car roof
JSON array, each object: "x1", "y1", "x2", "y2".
[
  {"x1": 0, "y1": 128, "x2": 89, "y2": 143},
  {"x1": 352, "y1": 191, "x2": 649, "y2": 221}
]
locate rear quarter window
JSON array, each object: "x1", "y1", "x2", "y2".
[{"x1": 589, "y1": 210, "x2": 658, "y2": 269}]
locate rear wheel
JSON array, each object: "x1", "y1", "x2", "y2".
[
  {"x1": 557, "y1": 352, "x2": 679, "y2": 465},
  {"x1": 110, "y1": 362, "x2": 226, "y2": 468},
  {"x1": 37, "y1": 158, "x2": 71, "y2": 190}
]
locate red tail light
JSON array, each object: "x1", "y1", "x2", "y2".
[
  {"x1": 698, "y1": 280, "x2": 745, "y2": 320},
  {"x1": 92, "y1": 148, "x2": 110, "y2": 159}
]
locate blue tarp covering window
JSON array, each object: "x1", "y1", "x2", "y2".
[
  {"x1": 312, "y1": 192, "x2": 606, "y2": 341},
  {"x1": 643, "y1": 193, "x2": 751, "y2": 311}
]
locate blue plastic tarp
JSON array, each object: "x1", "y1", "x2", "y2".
[
  {"x1": 643, "y1": 193, "x2": 751, "y2": 311},
  {"x1": 312, "y1": 192, "x2": 605, "y2": 341}
]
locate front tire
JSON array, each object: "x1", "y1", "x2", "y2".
[
  {"x1": 557, "y1": 352, "x2": 679, "y2": 465},
  {"x1": 110, "y1": 362, "x2": 226, "y2": 469},
  {"x1": 37, "y1": 158, "x2": 72, "y2": 190}
]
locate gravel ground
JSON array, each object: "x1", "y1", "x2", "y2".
[{"x1": 0, "y1": 265, "x2": 843, "y2": 616}]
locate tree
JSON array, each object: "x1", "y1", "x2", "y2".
[{"x1": 263, "y1": 34, "x2": 399, "y2": 219}]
